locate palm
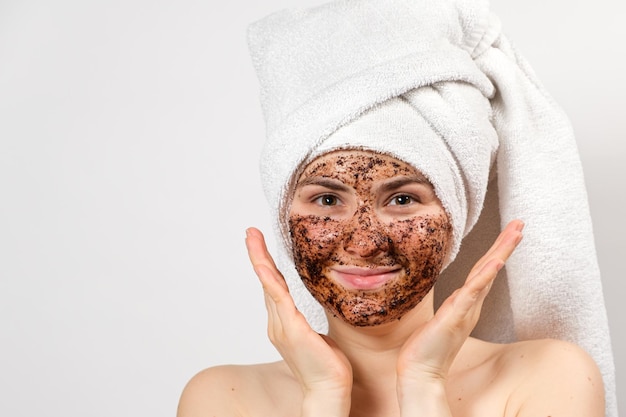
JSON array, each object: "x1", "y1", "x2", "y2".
[
  {"x1": 245, "y1": 228, "x2": 353, "y2": 393},
  {"x1": 397, "y1": 220, "x2": 523, "y2": 383}
]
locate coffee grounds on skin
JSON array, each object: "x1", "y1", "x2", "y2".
[{"x1": 288, "y1": 151, "x2": 453, "y2": 327}]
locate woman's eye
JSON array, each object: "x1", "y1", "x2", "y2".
[
  {"x1": 389, "y1": 195, "x2": 414, "y2": 206},
  {"x1": 315, "y1": 195, "x2": 339, "y2": 206}
]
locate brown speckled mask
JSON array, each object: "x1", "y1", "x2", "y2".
[{"x1": 288, "y1": 150, "x2": 453, "y2": 326}]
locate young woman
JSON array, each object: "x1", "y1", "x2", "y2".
[
  {"x1": 178, "y1": 0, "x2": 615, "y2": 415},
  {"x1": 177, "y1": 149, "x2": 603, "y2": 417}
]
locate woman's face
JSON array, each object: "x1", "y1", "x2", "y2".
[{"x1": 288, "y1": 150, "x2": 452, "y2": 327}]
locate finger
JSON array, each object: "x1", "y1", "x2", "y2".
[
  {"x1": 472, "y1": 220, "x2": 522, "y2": 264},
  {"x1": 246, "y1": 229, "x2": 315, "y2": 347},
  {"x1": 257, "y1": 264, "x2": 324, "y2": 374},
  {"x1": 425, "y1": 259, "x2": 503, "y2": 356},
  {"x1": 257, "y1": 264, "x2": 297, "y2": 346},
  {"x1": 263, "y1": 291, "x2": 280, "y2": 341},
  {"x1": 255, "y1": 263, "x2": 308, "y2": 335},
  {"x1": 245, "y1": 227, "x2": 279, "y2": 269},
  {"x1": 245, "y1": 227, "x2": 289, "y2": 291},
  {"x1": 454, "y1": 258, "x2": 504, "y2": 317},
  {"x1": 470, "y1": 220, "x2": 522, "y2": 271},
  {"x1": 438, "y1": 220, "x2": 523, "y2": 326},
  {"x1": 466, "y1": 220, "x2": 523, "y2": 281},
  {"x1": 254, "y1": 262, "x2": 291, "y2": 304}
]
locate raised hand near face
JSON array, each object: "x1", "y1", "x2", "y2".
[
  {"x1": 395, "y1": 219, "x2": 524, "y2": 415},
  {"x1": 245, "y1": 227, "x2": 353, "y2": 417}
]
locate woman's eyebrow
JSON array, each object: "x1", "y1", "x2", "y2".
[
  {"x1": 378, "y1": 176, "x2": 432, "y2": 193},
  {"x1": 296, "y1": 177, "x2": 350, "y2": 192}
]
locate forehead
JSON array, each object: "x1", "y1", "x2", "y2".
[{"x1": 298, "y1": 149, "x2": 422, "y2": 182}]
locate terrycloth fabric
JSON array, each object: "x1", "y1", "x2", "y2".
[{"x1": 247, "y1": 0, "x2": 617, "y2": 415}]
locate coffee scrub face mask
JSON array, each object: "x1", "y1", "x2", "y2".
[{"x1": 288, "y1": 150, "x2": 453, "y2": 326}]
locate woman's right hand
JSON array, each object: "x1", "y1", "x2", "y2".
[{"x1": 245, "y1": 227, "x2": 353, "y2": 417}]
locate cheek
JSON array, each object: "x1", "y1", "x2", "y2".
[
  {"x1": 388, "y1": 214, "x2": 452, "y2": 273},
  {"x1": 288, "y1": 215, "x2": 342, "y2": 281}
]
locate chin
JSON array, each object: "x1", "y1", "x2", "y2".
[{"x1": 325, "y1": 290, "x2": 426, "y2": 327}]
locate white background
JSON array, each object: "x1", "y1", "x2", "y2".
[{"x1": 0, "y1": 0, "x2": 623, "y2": 415}]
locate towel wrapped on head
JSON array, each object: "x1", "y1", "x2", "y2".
[{"x1": 247, "y1": 0, "x2": 616, "y2": 415}]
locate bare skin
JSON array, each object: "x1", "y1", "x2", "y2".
[
  {"x1": 177, "y1": 151, "x2": 604, "y2": 417},
  {"x1": 288, "y1": 151, "x2": 453, "y2": 327}
]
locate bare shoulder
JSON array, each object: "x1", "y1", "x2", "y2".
[
  {"x1": 177, "y1": 361, "x2": 298, "y2": 417},
  {"x1": 499, "y1": 338, "x2": 605, "y2": 417},
  {"x1": 176, "y1": 364, "x2": 247, "y2": 417}
]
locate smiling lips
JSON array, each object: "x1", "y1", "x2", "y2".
[{"x1": 331, "y1": 266, "x2": 402, "y2": 290}]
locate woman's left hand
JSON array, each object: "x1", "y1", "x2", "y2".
[{"x1": 395, "y1": 220, "x2": 524, "y2": 413}]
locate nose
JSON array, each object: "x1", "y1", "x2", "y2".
[{"x1": 342, "y1": 205, "x2": 391, "y2": 258}]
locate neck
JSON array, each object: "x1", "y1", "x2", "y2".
[
  {"x1": 327, "y1": 290, "x2": 434, "y2": 351},
  {"x1": 325, "y1": 292, "x2": 435, "y2": 415}
]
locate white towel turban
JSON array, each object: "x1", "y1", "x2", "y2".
[{"x1": 247, "y1": 0, "x2": 616, "y2": 415}]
